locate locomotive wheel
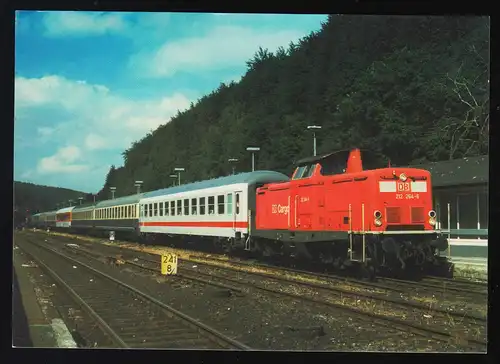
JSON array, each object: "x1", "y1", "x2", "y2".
[{"x1": 358, "y1": 263, "x2": 377, "y2": 281}]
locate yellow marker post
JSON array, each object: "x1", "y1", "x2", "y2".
[{"x1": 161, "y1": 252, "x2": 178, "y2": 275}]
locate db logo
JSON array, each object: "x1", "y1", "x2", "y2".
[{"x1": 397, "y1": 182, "x2": 410, "y2": 192}]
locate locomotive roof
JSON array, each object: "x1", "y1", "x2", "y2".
[
  {"x1": 409, "y1": 154, "x2": 488, "y2": 187},
  {"x1": 94, "y1": 193, "x2": 145, "y2": 208},
  {"x1": 295, "y1": 149, "x2": 389, "y2": 167},
  {"x1": 142, "y1": 170, "x2": 290, "y2": 199}
]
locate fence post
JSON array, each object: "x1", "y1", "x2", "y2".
[
  {"x1": 447, "y1": 202, "x2": 451, "y2": 258},
  {"x1": 362, "y1": 203, "x2": 366, "y2": 263},
  {"x1": 349, "y1": 204, "x2": 353, "y2": 260}
]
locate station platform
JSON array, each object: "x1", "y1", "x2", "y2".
[{"x1": 12, "y1": 247, "x2": 76, "y2": 348}]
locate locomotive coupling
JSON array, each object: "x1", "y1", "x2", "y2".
[{"x1": 430, "y1": 235, "x2": 449, "y2": 252}]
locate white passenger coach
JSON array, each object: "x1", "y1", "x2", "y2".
[{"x1": 138, "y1": 171, "x2": 289, "y2": 239}]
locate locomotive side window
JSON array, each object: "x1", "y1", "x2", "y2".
[
  {"x1": 199, "y1": 197, "x2": 206, "y2": 215},
  {"x1": 293, "y1": 165, "x2": 315, "y2": 179},
  {"x1": 319, "y1": 160, "x2": 347, "y2": 176},
  {"x1": 217, "y1": 195, "x2": 225, "y2": 214},
  {"x1": 191, "y1": 198, "x2": 197, "y2": 215},
  {"x1": 177, "y1": 200, "x2": 182, "y2": 216},
  {"x1": 304, "y1": 164, "x2": 315, "y2": 178},
  {"x1": 184, "y1": 199, "x2": 189, "y2": 216},
  {"x1": 292, "y1": 166, "x2": 306, "y2": 180},
  {"x1": 227, "y1": 193, "x2": 233, "y2": 215},
  {"x1": 208, "y1": 196, "x2": 215, "y2": 215},
  {"x1": 236, "y1": 194, "x2": 240, "y2": 215}
]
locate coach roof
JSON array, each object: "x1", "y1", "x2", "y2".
[
  {"x1": 95, "y1": 193, "x2": 145, "y2": 209},
  {"x1": 56, "y1": 206, "x2": 75, "y2": 214},
  {"x1": 142, "y1": 170, "x2": 290, "y2": 199}
]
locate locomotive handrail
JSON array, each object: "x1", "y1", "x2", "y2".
[
  {"x1": 294, "y1": 195, "x2": 298, "y2": 227},
  {"x1": 287, "y1": 196, "x2": 291, "y2": 228}
]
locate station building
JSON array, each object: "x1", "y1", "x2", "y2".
[{"x1": 410, "y1": 154, "x2": 488, "y2": 259}]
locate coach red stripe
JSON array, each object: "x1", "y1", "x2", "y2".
[{"x1": 140, "y1": 221, "x2": 248, "y2": 228}]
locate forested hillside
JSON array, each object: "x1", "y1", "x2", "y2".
[
  {"x1": 14, "y1": 181, "x2": 90, "y2": 215},
  {"x1": 98, "y1": 15, "x2": 489, "y2": 199}
]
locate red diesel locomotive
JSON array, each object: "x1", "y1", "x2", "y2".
[{"x1": 252, "y1": 148, "x2": 451, "y2": 277}]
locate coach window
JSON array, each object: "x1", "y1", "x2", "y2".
[
  {"x1": 154, "y1": 203, "x2": 158, "y2": 217},
  {"x1": 218, "y1": 195, "x2": 225, "y2": 214},
  {"x1": 227, "y1": 193, "x2": 233, "y2": 215},
  {"x1": 199, "y1": 197, "x2": 206, "y2": 215},
  {"x1": 191, "y1": 198, "x2": 197, "y2": 215},
  {"x1": 177, "y1": 200, "x2": 182, "y2": 216},
  {"x1": 184, "y1": 199, "x2": 189, "y2": 216},
  {"x1": 208, "y1": 196, "x2": 215, "y2": 215},
  {"x1": 144, "y1": 204, "x2": 148, "y2": 218},
  {"x1": 164, "y1": 201, "x2": 169, "y2": 216},
  {"x1": 159, "y1": 202, "x2": 164, "y2": 217},
  {"x1": 169, "y1": 201, "x2": 174, "y2": 216},
  {"x1": 149, "y1": 203, "x2": 153, "y2": 217},
  {"x1": 236, "y1": 193, "x2": 240, "y2": 215}
]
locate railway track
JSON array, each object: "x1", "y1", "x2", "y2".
[
  {"x1": 51, "y1": 238, "x2": 487, "y2": 350},
  {"x1": 184, "y1": 254, "x2": 488, "y2": 298},
  {"x1": 16, "y1": 236, "x2": 251, "y2": 350}
]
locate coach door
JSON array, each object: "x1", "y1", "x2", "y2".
[{"x1": 233, "y1": 191, "x2": 242, "y2": 232}]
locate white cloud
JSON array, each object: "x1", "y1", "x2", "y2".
[
  {"x1": 37, "y1": 127, "x2": 54, "y2": 137},
  {"x1": 84, "y1": 133, "x2": 108, "y2": 150},
  {"x1": 37, "y1": 145, "x2": 89, "y2": 174},
  {"x1": 41, "y1": 11, "x2": 129, "y2": 37},
  {"x1": 15, "y1": 75, "x2": 192, "y2": 177},
  {"x1": 130, "y1": 25, "x2": 304, "y2": 78}
]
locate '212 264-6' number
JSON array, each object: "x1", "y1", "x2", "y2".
[{"x1": 396, "y1": 193, "x2": 420, "y2": 200}]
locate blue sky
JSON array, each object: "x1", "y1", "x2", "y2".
[{"x1": 14, "y1": 11, "x2": 327, "y2": 193}]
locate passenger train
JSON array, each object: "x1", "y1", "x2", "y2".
[{"x1": 28, "y1": 148, "x2": 454, "y2": 279}]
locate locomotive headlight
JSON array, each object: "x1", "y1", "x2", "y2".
[
  {"x1": 428, "y1": 210, "x2": 436, "y2": 218},
  {"x1": 373, "y1": 210, "x2": 383, "y2": 227},
  {"x1": 399, "y1": 173, "x2": 407, "y2": 182}
]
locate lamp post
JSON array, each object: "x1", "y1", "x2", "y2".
[
  {"x1": 246, "y1": 147, "x2": 260, "y2": 172},
  {"x1": 93, "y1": 194, "x2": 96, "y2": 203},
  {"x1": 228, "y1": 158, "x2": 238, "y2": 175},
  {"x1": 169, "y1": 174, "x2": 178, "y2": 186},
  {"x1": 110, "y1": 187, "x2": 116, "y2": 199},
  {"x1": 78, "y1": 197, "x2": 83, "y2": 205},
  {"x1": 307, "y1": 125, "x2": 322, "y2": 156},
  {"x1": 174, "y1": 168, "x2": 185, "y2": 185},
  {"x1": 68, "y1": 199, "x2": 73, "y2": 207},
  {"x1": 134, "y1": 180, "x2": 143, "y2": 194}
]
